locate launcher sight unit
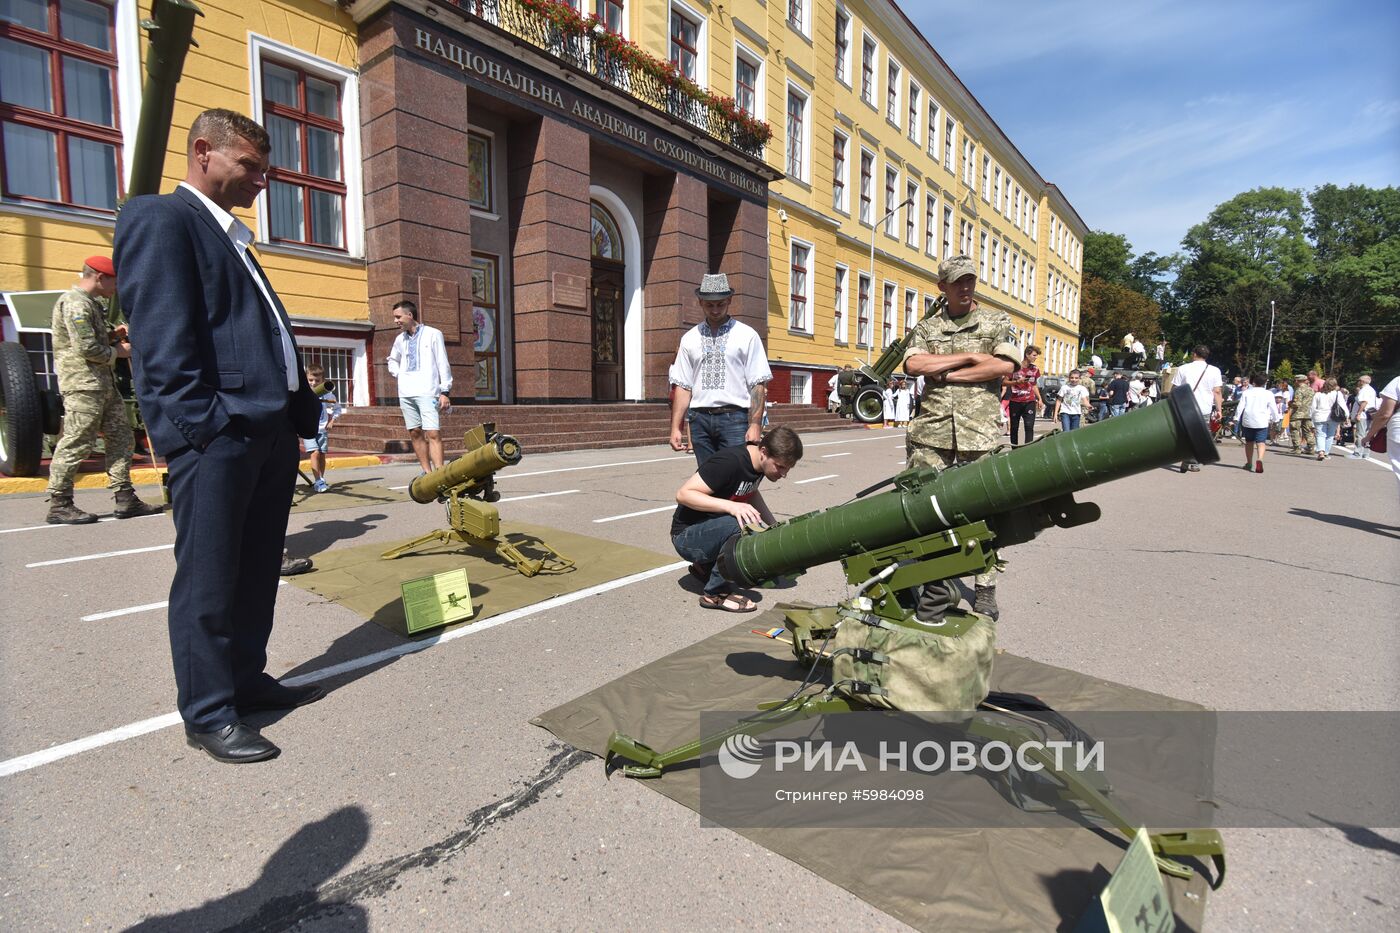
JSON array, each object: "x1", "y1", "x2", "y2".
[
  {"x1": 381, "y1": 423, "x2": 574, "y2": 576},
  {"x1": 606, "y1": 387, "x2": 1226, "y2": 885}
]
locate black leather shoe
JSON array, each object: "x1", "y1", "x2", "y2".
[
  {"x1": 185, "y1": 722, "x2": 280, "y2": 763},
  {"x1": 280, "y1": 555, "x2": 314, "y2": 575},
  {"x1": 238, "y1": 681, "x2": 326, "y2": 713}
]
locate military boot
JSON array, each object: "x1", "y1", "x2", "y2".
[
  {"x1": 47, "y1": 494, "x2": 99, "y2": 525},
  {"x1": 113, "y1": 487, "x2": 164, "y2": 519},
  {"x1": 973, "y1": 585, "x2": 1000, "y2": 621}
]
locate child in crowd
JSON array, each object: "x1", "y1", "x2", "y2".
[
  {"x1": 1054, "y1": 370, "x2": 1091, "y2": 432},
  {"x1": 304, "y1": 363, "x2": 342, "y2": 493}
]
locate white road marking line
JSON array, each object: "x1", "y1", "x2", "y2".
[
  {"x1": 592, "y1": 505, "x2": 673, "y2": 523},
  {"x1": 821, "y1": 452, "x2": 852, "y2": 458},
  {"x1": 803, "y1": 434, "x2": 903, "y2": 448},
  {"x1": 0, "y1": 561, "x2": 688, "y2": 778},
  {"x1": 80, "y1": 581, "x2": 288, "y2": 622},
  {"x1": 0, "y1": 513, "x2": 164, "y2": 535},
  {"x1": 1362, "y1": 456, "x2": 1391, "y2": 470},
  {"x1": 795, "y1": 474, "x2": 839, "y2": 484},
  {"x1": 26, "y1": 543, "x2": 174, "y2": 568},
  {"x1": 497, "y1": 489, "x2": 579, "y2": 503},
  {"x1": 389, "y1": 484, "x2": 409, "y2": 490}
]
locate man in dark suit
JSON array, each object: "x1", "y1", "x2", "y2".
[{"x1": 115, "y1": 109, "x2": 325, "y2": 763}]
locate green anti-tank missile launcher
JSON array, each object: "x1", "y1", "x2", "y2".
[{"x1": 606, "y1": 386, "x2": 1226, "y2": 885}]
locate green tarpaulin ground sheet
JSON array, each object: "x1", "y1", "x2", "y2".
[
  {"x1": 285, "y1": 521, "x2": 675, "y2": 637},
  {"x1": 532, "y1": 605, "x2": 1214, "y2": 932},
  {"x1": 289, "y1": 478, "x2": 404, "y2": 513}
]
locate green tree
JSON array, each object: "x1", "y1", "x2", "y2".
[
  {"x1": 1083, "y1": 231, "x2": 1134, "y2": 286},
  {"x1": 1174, "y1": 187, "x2": 1314, "y2": 372},
  {"x1": 1081, "y1": 277, "x2": 1161, "y2": 352}
]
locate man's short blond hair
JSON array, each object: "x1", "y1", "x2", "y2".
[{"x1": 187, "y1": 109, "x2": 270, "y2": 156}]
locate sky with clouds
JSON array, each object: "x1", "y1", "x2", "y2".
[{"x1": 907, "y1": 0, "x2": 1400, "y2": 260}]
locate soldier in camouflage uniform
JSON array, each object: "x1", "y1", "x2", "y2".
[
  {"x1": 903, "y1": 255, "x2": 1022, "y2": 622},
  {"x1": 45, "y1": 256, "x2": 162, "y2": 524},
  {"x1": 1289, "y1": 374, "x2": 1315, "y2": 454}
]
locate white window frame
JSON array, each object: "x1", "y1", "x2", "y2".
[
  {"x1": 903, "y1": 286, "x2": 918, "y2": 333},
  {"x1": 990, "y1": 238, "x2": 1000, "y2": 290},
  {"x1": 885, "y1": 56, "x2": 902, "y2": 127},
  {"x1": 788, "y1": 237, "x2": 814, "y2": 333},
  {"x1": 993, "y1": 166, "x2": 1002, "y2": 213},
  {"x1": 882, "y1": 280, "x2": 897, "y2": 344},
  {"x1": 907, "y1": 81, "x2": 920, "y2": 142},
  {"x1": 883, "y1": 164, "x2": 899, "y2": 238},
  {"x1": 856, "y1": 271, "x2": 872, "y2": 348},
  {"x1": 905, "y1": 179, "x2": 918, "y2": 247},
  {"x1": 942, "y1": 204, "x2": 953, "y2": 258},
  {"x1": 981, "y1": 154, "x2": 991, "y2": 201},
  {"x1": 860, "y1": 33, "x2": 878, "y2": 107},
  {"x1": 788, "y1": 370, "x2": 812, "y2": 405},
  {"x1": 785, "y1": 0, "x2": 811, "y2": 38},
  {"x1": 733, "y1": 42, "x2": 764, "y2": 122},
  {"x1": 924, "y1": 192, "x2": 937, "y2": 256},
  {"x1": 858, "y1": 146, "x2": 874, "y2": 225},
  {"x1": 1031, "y1": 202, "x2": 1039, "y2": 240},
  {"x1": 296, "y1": 334, "x2": 370, "y2": 407},
  {"x1": 831, "y1": 129, "x2": 849, "y2": 213},
  {"x1": 249, "y1": 34, "x2": 365, "y2": 258},
  {"x1": 944, "y1": 117, "x2": 956, "y2": 171},
  {"x1": 784, "y1": 83, "x2": 810, "y2": 183},
  {"x1": 834, "y1": 262, "x2": 849, "y2": 345},
  {"x1": 834, "y1": 6, "x2": 852, "y2": 86},
  {"x1": 927, "y1": 99, "x2": 940, "y2": 159},
  {"x1": 669, "y1": 1, "x2": 706, "y2": 84},
  {"x1": 979, "y1": 232, "x2": 988, "y2": 281}
]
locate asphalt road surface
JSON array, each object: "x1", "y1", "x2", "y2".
[{"x1": 1, "y1": 425, "x2": 1396, "y2": 931}]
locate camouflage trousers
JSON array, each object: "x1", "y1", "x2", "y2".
[
  {"x1": 47, "y1": 388, "x2": 134, "y2": 495},
  {"x1": 906, "y1": 441, "x2": 1001, "y2": 588},
  {"x1": 1291, "y1": 416, "x2": 1316, "y2": 452}
]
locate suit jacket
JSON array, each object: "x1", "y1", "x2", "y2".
[{"x1": 114, "y1": 186, "x2": 320, "y2": 455}]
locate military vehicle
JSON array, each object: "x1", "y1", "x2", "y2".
[{"x1": 833, "y1": 296, "x2": 946, "y2": 423}]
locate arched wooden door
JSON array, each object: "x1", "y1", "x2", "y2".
[{"x1": 590, "y1": 202, "x2": 625, "y2": 401}]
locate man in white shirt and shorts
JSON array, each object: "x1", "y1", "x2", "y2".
[
  {"x1": 1169, "y1": 345, "x2": 1223, "y2": 473},
  {"x1": 387, "y1": 300, "x2": 453, "y2": 474}
]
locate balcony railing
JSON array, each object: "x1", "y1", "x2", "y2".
[{"x1": 449, "y1": 0, "x2": 772, "y2": 159}]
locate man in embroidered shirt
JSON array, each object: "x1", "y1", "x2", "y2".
[
  {"x1": 387, "y1": 299, "x2": 453, "y2": 474},
  {"x1": 668, "y1": 272, "x2": 773, "y2": 465}
]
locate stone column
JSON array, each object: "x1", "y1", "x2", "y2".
[
  {"x1": 361, "y1": 13, "x2": 476, "y2": 403},
  {"x1": 707, "y1": 197, "x2": 769, "y2": 338},
  {"x1": 641, "y1": 172, "x2": 709, "y2": 400},
  {"x1": 507, "y1": 116, "x2": 592, "y2": 401}
]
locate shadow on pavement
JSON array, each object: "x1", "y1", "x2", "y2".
[
  {"x1": 125, "y1": 806, "x2": 370, "y2": 932},
  {"x1": 1310, "y1": 813, "x2": 1400, "y2": 857},
  {"x1": 1287, "y1": 508, "x2": 1400, "y2": 540},
  {"x1": 284, "y1": 514, "x2": 388, "y2": 556}
]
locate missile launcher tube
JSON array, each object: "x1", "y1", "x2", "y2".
[
  {"x1": 409, "y1": 433, "x2": 521, "y2": 504},
  {"x1": 719, "y1": 385, "x2": 1216, "y2": 587}
]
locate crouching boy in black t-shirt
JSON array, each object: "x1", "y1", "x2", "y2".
[{"x1": 670, "y1": 426, "x2": 803, "y2": 612}]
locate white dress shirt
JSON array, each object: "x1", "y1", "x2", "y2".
[
  {"x1": 669, "y1": 317, "x2": 772, "y2": 409},
  {"x1": 387, "y1": 323, "x2": 453, "y2": 397},
  {"x1": 1236, "y1": 386, "x2": 1281, "y2": 429},
  {"x1": 178, "y1": 182, "x2": 298, "y2": 390}
]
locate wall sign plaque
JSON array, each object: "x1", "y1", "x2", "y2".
[
  {"x1": 553, "y1": 272, "x2": 588, "y2": 309},
  {"x1": 418, "y1": 276, "x2": 462, "y2": 343}
]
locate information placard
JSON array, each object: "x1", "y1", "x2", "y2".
[{"x1": 400, "y1": 568, "x2": 475, "y2": 634}]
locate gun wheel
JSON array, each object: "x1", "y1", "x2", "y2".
[{"x1": 853, "y1": 387, "x2": 885, "y2": 424}]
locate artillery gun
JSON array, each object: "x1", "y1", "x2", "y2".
[
  {"x1": 833, "y1": 296, "x2": 946, "y2": 423},
  {"x1": 380, "y1": 423, "x2": 574, "y2": 577},
  {"x1": 606, "y1": 386, "x2": 1227, "y2": 885}
]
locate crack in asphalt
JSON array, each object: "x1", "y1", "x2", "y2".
[
  {"x1": 217, "y1": 744, "x2": 592, "y2": 933},
  {"x1": 1051, "y1": 545, "x2": 1398, "y2": 588}
]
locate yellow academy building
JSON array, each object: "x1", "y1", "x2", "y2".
[
  {"x1": 1, "y1": 0, "x2": 1083, "y2": 449},
  {"x1": 1, "y1": 0, "x2": 371, "y2": 406},
  {"x1": 752, "y1": 1, "x2": 1086, "y2": 403}
]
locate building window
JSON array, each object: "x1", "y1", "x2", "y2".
[
  {"x1": 944, "y1": 117, "x2": 955, "y2": 169},
  {"x1": 979, "y1": 232, "x2": 988, "y2": 281},
  {"x1": 883, "y1": 165, "x2": 898, "y2": 236},
  {"x1": 1014, "y1": 186, "x2": 1022, "y2": 226},
  {"x1": 905, "y1": 180, "x2": 917, "y2": 246},
  {"x1": 1029, "y1": 263, "x2": 1035, "y2": 303},
  {"x1": 832, "y1": 130, "x2": 848, "y2": 212},
  {"x1": 789, "y1": 370, "x2": 811, "y2": 405},
  {"x1": 959, "y1": 219, "x2": 972, "y2": 256},
  {"x1": 301, "y1": 344, "x2": 356, "y2": 408},
  {"x1": 927, "y1": 100, "x2": 939, "y2": 158},
  {"x1": 882, "y1": 281, "x2": 895, "y2": 345},
  {"x1": 1019, "y1": 256, "x2": 1028, "y2": 301},
  {"x1": 263, "y1": 59, "x2": 347, "y2": 249},
  {"x1": 904, "y1": 287, "x2": 917, "y2": 332},
  {"x1": 1, "y1": 0, "x2": 122, "y2": 210},
  {"x1": 990, "y1": 239, "x2": 999, "y2": 289},
  {"x1": 943, "y1": 205, "x2": 953, "y2": 258},
  {"x1": 789, "y1": 239, "x2": 812, "y2": 332},
  {"x1": 834, "y1": 263, "x2": 848, "y2": 344},
  {"x1": 834, "y1": 8, "x2": 850, "y2": 84},
  {"x1": 860, "y1": 36, "x2": 876, "y2": 105},
  {"x1": 907, "y1": 83, "x2": 920, "y2": 141},
  {"x1": 925, "y1": 194, "x2": 937, "y2": 256},
  {"x1": 925, "y1": 294, "x2": 938, "y2": 317},
  {"x1": 1031, "y1": 202, "x2": 1039, "y2": 240},
  {"x1": 993, "y1": 166, "x2": 1002, "y2": 212},
  {"x1": 981, "y1": 154, "x2": 990, "y2": 201},
  {"x1": 595, "y1": 0, "x2": 624, "y2": 34},
  {"x1": 785, "y1": 86, "x2": 807, "y2": 181},
  {"x1": 590, "y1": 201, "x2": 623, "y2": 260},
  {"x1": 786, "y1": 0, "x2": 807, "y2": 36},
  {"x1": 858, "y1": 147, "x2": 872, "y2": 224},
  {"x1": 962, "y1": 138, "x2": 973, "y2": 185},
  {"x1": 669, "y1": 5, "x2": 700, "y2": 80},
  {"x1": 856, "y1": 272, "x2": 871, "y2": 347},
  {"x1": 735, "y1": 47, "x2": 759, "y2": 117},
  {"x1": 885, "y1": 59, "x2": 900, "y2": 125},
  {"x1": 466, "y1": 131, "x2": 492, "y2": 211},
  {"x1": 470, "y1": 253, "x2": 501, "y2": 401},
  {"x1": 1000, "y1": 243, "x2": 1009, "y2": 291}
]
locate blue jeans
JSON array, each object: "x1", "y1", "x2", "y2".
[
  {"x1": 1060, "y1": 413, "x2": 1081, "y2": 432},
  {"x1": 1109, "y1": 403, "x2": 1127, "y2": 418},
  {"x1": 688, "y1": 408, "x2": 749, "y2": 465},
  {"x1": 1316, "y1": 419, "x2": 1337, "y2": 455},
  {"x1": 672, "y1": 513, "x2": 742, "y2": 595}
]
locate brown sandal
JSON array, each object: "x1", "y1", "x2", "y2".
[{"x1": 699, "y1": 593, "x2": 756, "y2": 613}]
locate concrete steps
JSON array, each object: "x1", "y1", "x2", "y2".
[{"x1": 328, "y1": 403, "x2": 861, "y2": 456}]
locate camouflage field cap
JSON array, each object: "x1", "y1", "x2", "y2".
[{"x1": 937, "y1": 254, "x2": 976, "y2": 283}]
